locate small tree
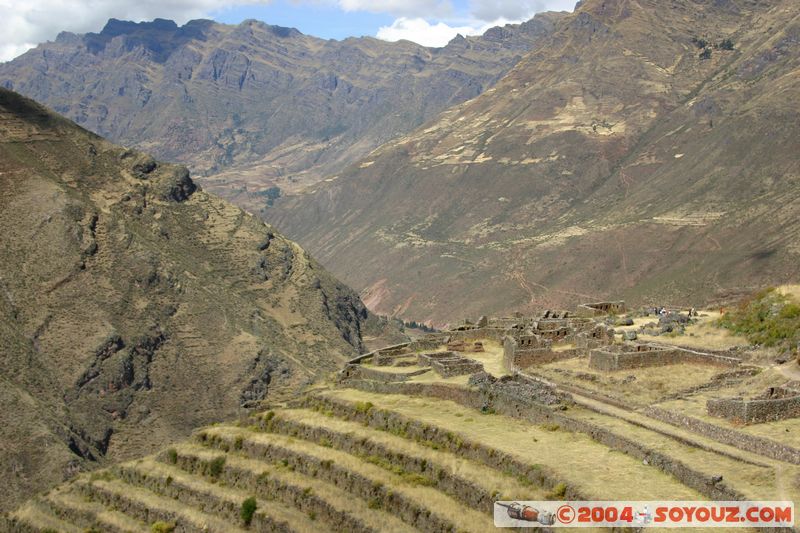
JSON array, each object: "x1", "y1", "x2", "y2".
[
  {"x1": 241, "y1": 496, "x2": 258, "y2": 526},
  {"x1": 719, "y1": 38, "x2": 734, "y2": 50},
  {"x1": 699, "y1": 48, "x2": 712, "y2": 60}
]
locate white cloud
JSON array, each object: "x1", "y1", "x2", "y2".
[
  {"x1": 338, "y1": 0, "x2": 452, "y2": 18},
  {"x1": 469, "y1": 0, "x2": 576, "y2": 23},
  {"x1": 376, "y1": 16, "x2": 514, "y2": 47},
  {"x1": 0, "y1": 0, "x2": 269, "y2": 62},
  {"x1": 375, "y1": 0, "x2": 576, "y2": 48}
]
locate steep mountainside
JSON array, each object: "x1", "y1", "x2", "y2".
[
  {"x1": 0, "y1": 15, "x2": 562, "y2": 214},
  {"x1": 271, "y1": 0, "x2": 800, "y2": 325},
  {"x1": 0, "y1": 87, "x2": 369, "y2": 511}
]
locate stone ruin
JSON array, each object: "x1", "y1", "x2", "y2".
[
  {"x1": 707, "y1": 381, "x2": 800, "y2": 425},
  {"x1": 446, "y1": 339, "x2": 484, "y2": 353},
  {"x1": 418, "y1": 351, "x2": 484, "y2": 378},
  {"x1": 589, "y1": 343, "x2": 741, "y2": 372},
  {"x1": 468, "y1": 371, "x2": 572, "y2": 407},
  {"x1": 502, "y1": 317, "x2": 615, "y2": 371},
  {"x1": 576, "y1": 301, "x2": 628, "y2": 317}
]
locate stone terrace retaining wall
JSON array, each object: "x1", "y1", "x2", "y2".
[
  {"x1": 347, "y1": 342, "x2": 411, "y2": 365},
  {"x1": 644, "y1": 406, "x2": 800, "y2": 465},
  {"x1": 339, "y1": 364, "x2": 431, "y2": 383},
  {"x1": 335, "y1": 378, "x2": 748, "y2": 503}
]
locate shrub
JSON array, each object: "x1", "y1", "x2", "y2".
[
  {"x1": 166, "y1": 448, "x2": 178, "y2": 465},
  {"x1": 718, "y1": 288, "x2": 800, "y2": 353},
  {"x1": 719, "y1": 38, "x2": 734, "y2": 50},
  {"x1": 546, "y1": 482, "x2": 568, "y2": 499},
  {"x1": 699, "y1": 48, "x2": 712, "y2": 60},
  {"x1": 150, "y1": 522, "x2": 176, "y2": 533},
  {"x1": 354, "y1": 401, "x2": 374, "y2": 414},
  {"x1": 256, "y1": 186, "x2": 282, "y2": 207},
  {"x1": 207, "y1": 456, "x2": 226, "y2": 478},
  {"x1": 241, "y1": 496, "x2": 258, "y2": 526}
]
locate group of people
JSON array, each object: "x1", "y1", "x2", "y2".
[{"x1": 649, "y1": 306, "x2": 697, "y2": 317}]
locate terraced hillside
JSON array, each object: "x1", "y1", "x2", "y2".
[
  {"x1": 3, "y1": 389, "x2": 702, "y2": 533},
  {"x1": 10, "y1": 305, "x2": 800, "y2": 531},
  {"x1": 0, "y1": 87, "x2": 372, "y2": 512}
]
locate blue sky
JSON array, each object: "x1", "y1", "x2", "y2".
[
  {"x1": 212, "y1": 2, "x2": 397, "y2": 40},
  {"x1": 1, "y1": 0, "x2": 576, "y2": 62}
]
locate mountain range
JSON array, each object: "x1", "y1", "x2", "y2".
[
  {"x1": 269, "y1": 0, "x2": 800, "y2": 324},
  {"x1": 0, "y1": 14, "x2": 562, "y2": 215}
]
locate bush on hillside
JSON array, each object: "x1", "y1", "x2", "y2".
[
  {"x1": 241, "y1": 496, "x2": 258, "y2": 526},
  {"x1": 718, "y1": 288, "x2": 800, "y2": 355}
]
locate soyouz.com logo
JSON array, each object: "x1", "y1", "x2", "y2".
[{"x1": 494, "y1": 501, "x2": 794, "y2": 528}]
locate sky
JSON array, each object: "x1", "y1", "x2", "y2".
[{"x1": 0, "y1": 0, "x2": 576, "y2": 62}]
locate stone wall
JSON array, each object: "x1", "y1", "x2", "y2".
[
  {"x1": 347, "y1": 342, "x2": 410, "y2": 364},
  {"x1": 576, "y1": 301, "x2": 627, "y2": 317},
  {"x1": 431, "y1": 358, "x2": 484, "y2": 378},
  {"x1": 589, "y1": 344, "x2": 740, "y2": 371},
  {"x1": 417, "y1": 351, "x2": 457, "y2": 366},
  {"x1": 707, "y1": 395, "x2": 800, "y2": 425},
  {"x1": 503, "y1": 336, "x2": 579, "y2": 371},
  {"x1": 339, "y1": 364, "x2": 431, "y2": 383},
  {"x1": 417, "y1": 351, "x2": 483, "y2": 377},
  {"x1": 409, "y1": 335, "x2": 449, "y2": 351},
  {"x1": 644, "y1": 406, "x2": 800, "y2": 465},
  {"x1": 445, "y1": 327, "x2": 508, "y2": 343},
  {"x1": 334, "y1": 378, "x2": 748, "y2": 503}
]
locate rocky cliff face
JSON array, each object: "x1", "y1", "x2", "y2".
[
  {"x1": 270, "y1": 0, "x2": 800, "y2": 325},
  {"x1": 0, "y1": 87, "x2": 368, "y2": 511},
  {"x1": 0, "y1": 14, "x2": 563, "y2": 214}
]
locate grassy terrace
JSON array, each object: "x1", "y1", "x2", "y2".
[
  {"x1": 320, "y1": 388, "x2": 702, "y2": 501},
  {"x1": 655, "y1": 366, "x2": 800, "y2": 449},
  {"x1": 534, "y1": 358, "x2": 725, "y2": 406},
  {"x1": 9, "y1": 327, "x2": 799, "y2": 531},
  {"x1": 10, "y1": 384, "x2": 588, "y2": 532}
]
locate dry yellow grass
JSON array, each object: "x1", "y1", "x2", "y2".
[
  {"x1": 86, "y1": 476, "x2": 250, "y2": 533},
  {"x1": 324, "y1": 389, "x2": 703, "y2": 500},
  {"x1": 565, "y1": 396, "x2": 792, "y2": 503},
  {"x1": 202, "y1": 426, "x2": 495, "y2": 533},
  {"x1": 777, "y1": 285, "x2": 800, "y2": 300},
  {"x1": 463, "y1": 340, "x2": 509, "y2": 376},
  {"x1": 637, "y1": 310, "x2": 750, "y2": 350},
  {"x1": 12, "y1": 500, "x2": 82, "y2": 533},
  {"x1": 169, "y1": 444, "x2": 412, "y2": 533},
  {"x1": 46, "y1": 487, "x2": 147, "y2": 532},
  {"x1": 657, "y1": 367, "x2": 800, "y2": 449},
  {"x1": 276, "y1": 407, "x2": 544, "y2": 501},
  {"x1": 536, "y1": 358, "x2": 723, "y2": 405}
]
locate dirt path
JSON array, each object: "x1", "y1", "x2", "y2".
[{"x1": 776, "y1": 362, "x2": 800, "y2": 381}]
